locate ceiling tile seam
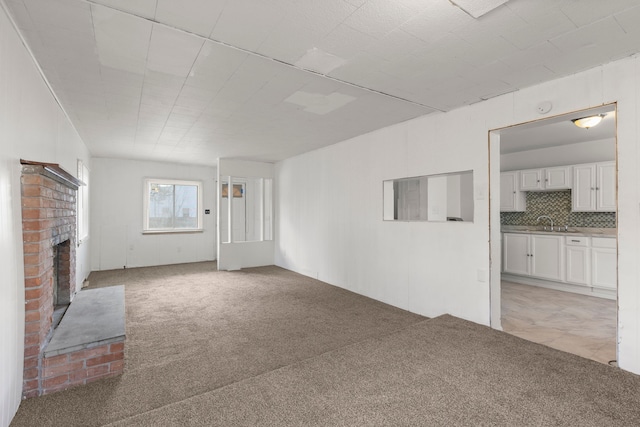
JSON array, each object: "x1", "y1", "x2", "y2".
[
  {"x1": 151, "y1": 37, "x2": 207, "y2": 151},
  {"x1": 157, "y1": 48, "x2": 254, "y2": 151},
  {"x1": 0, "y1": 0, "x2": 87, "y2": 153},
  {"x1": 80, "y1": 0, "x2": 444, "y2": 113},
  {"x1": 88, "y1": 3, "x2": 110, "y2": 123},
  {"x1": 206, "y1": 0, "x2": 227, "y2": 39},
  {"x1": 134, "y1": 17, "x2": 156, "y2": 146}
]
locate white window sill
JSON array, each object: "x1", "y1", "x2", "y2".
[{"x1": 142, "y1": 229, "x2": 204, "y2": 235}]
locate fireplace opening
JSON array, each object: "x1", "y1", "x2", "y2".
[{"x1": 52, "y1": 240, "x2": 71, "y2": 329}]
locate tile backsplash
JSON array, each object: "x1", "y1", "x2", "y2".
[{"x1": 500, "y1": 190, "x2": 616, "y2": 228}]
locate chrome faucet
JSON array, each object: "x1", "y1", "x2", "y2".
[{"x1": 536, "y1": 215, "x2": 554, "y2": 231}]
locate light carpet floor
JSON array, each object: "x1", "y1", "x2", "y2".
[{"x1": 11, "y1": 262, "x2": 640, "y2": 426}]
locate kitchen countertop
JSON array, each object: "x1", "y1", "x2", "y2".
[{"x1": 501, "y1": 225, "x2": 616, "y2": 238}]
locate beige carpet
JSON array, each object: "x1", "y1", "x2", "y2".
[{"x1": 11, "y1": 262, "x2": 640, "y2": 426}]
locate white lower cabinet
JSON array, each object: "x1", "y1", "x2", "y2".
[
  {"x1": 591, "y1": 237, "x2": 617, "y2": 289},
  {"x1": 503, "y1": 233, "x2": 530, "y2": 275},
  {"x1": 504, "y1": 233, "x2": 617, "y2": 292},
  {"x1": 565, "y1": 236, "x2": 590, "y2": 285},
  {"x1": 530, "y1": 234, "x2": 564, "y2": 281},
  {"x1": 503, "y1": 233, "x2": 563, "y2": 281}
]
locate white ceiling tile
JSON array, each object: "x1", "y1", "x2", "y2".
[
  {"x1": 614, "y1": 5, "x2": 640, "y2": 36},
  {"x1": 328, "y1": 51, "x2": 393, "y2": 85},
  {"x1": 146, "y1": 24, "x2": 204, "y2": 78},
  {"x1": 294, "y1": 48, "x2": 346, "y2": 75},
  {"x1": 543, "y1": 43, "x2": 616, "y2": 76},
  {"x1": 257, "y1": 1, "x2": 358, "y2": 63},
  {"x1": 343, "y1": 0, "x2": 367, "y2": 7},
  {"x1": 362, "y1": 29, "x2": 426, "y2": 62},
  {"x1": 401, "y1": 2, "x2": 474, "y2": 44},
  {"x1": 501, "y1": 65, "x2": 557, "y2": 88},
  {"x1": 23, "y1": 0, "x2": 92, "y2": 33},
  {"x1": 210, "y1": 0, "x2": 292, "y2": 50},
  {"x1": 450, "y1": 0, "x2": 509, "y2": 19},
  {"x1": 499, "y1": 42, "x2": 564, "y2": 70},
  {"x1": 92, "y1": 6, "x2": 152, "y2": 75},
  {"x1": 550, "y1": 17, "x2": 627, "y2": 53},
  {"x1": 560, "y1": 0, "x2": 640, "y2": 27},
  {"x1": 499, "y1": 8, "x2": 576, "y2": 50},
  {"x1": 89, "y1": 0, "x2": 157, "y2": 20},
  {"x1": 155, "y1": 0, "x2": 224, "y2": 38},
  {"x1": 342, "y1": 0, "x2": 417, "y2": 39}
]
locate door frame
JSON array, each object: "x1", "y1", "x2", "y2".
[{"x1": 488, "y1": 104, "x2": 618, "y2": 359}]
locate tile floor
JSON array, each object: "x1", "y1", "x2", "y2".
[{"x1": 501, "y1": 281, "x2": 616, "y2": 365}]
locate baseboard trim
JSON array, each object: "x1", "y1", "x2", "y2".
[{"x1": 501, "y1": 274, "x2": 616, "y2": 300}]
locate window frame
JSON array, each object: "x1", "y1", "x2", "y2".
[
  {"x1": 143, "y1": 178, "x2": 203, "y2": 234},
  {"x1": 77, "y1": 160, "x2": 90, "y2": 244}
]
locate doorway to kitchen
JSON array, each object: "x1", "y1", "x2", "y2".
[{"x1": 489, "y1": 104, "x2": 618, "y2": 365}]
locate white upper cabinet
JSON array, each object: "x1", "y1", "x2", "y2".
[
  {"x1": 545, "y1": 166, "x2": 572, "y2": 190},
  {"x1": 572, "y1": 161, "x2": 616, "y2": 212},
  {"x1": 519, "y1": 166, "x2": 571, "y2": 191},
  {"x1": 519, "y1": 168, "x2": 543, "y2": 190},
  {"x1": 596, "y1": 162, "x2": 616, "y2": 211},
  {"x1": 500, "y1": 171, "x2": 526, "y2": 212}
]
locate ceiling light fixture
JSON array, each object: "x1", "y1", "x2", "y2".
[{"x1": 571, "y1": 114, "x2": 605, "y2": 129}]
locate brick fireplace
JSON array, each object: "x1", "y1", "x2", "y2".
[
  {"x1": 21, "y1": 160, "x2": 125, "y2": 398},
  {"x1": 21, "y1": 161, "x2": 81, "y2": 398}
]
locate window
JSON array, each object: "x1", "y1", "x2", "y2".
[
  {"x1": 144, "y1": 179, "x2": 203, "y2": 232},
  {"x1": 383, "y1": 170, "x2": 474, "y2": 222},
  {"x1": 219, "y1": 177, "x2": 273, "y2": 243},
  {"x1": 77, "y1": 160, "x2": 89, "y2": 243}
]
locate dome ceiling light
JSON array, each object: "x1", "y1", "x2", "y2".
[{"x1": 571, "y1": 114, "x2": 605, "y2": 129}]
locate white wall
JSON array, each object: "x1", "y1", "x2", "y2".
[
  {"x1": 276, "y1": 120, "x2": 488, "y2": 320},
  {"x1": 275, "y1": 55, "x2": 640, "y2": 375},
  {"x1": 501, "y1": 138, "x2": 615, "y2": 171},
  {"x1": 0, "y1": 5, "x2": 91, "y2": 425},
  {"x1": 90, "y1": 158, "x2": 216, "y2": 270}
]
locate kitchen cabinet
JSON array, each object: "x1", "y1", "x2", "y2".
[
  {"x1": 503, "y1": 233, "x2": 530, "y2": 275},
  {"x1": 572, "y1": 161, "x2": 616, "y2": 212},
  {"x1": 591, "y1": 237, "x2": 617, "y2": 289},
  {"x1": 500, "y1": 172, "x2": 526, "y2": 212},
  {"x1": 565, "y1": 236, "x2": 590, "y2": 285},
  {"x1": 530, "y1": 234, "x2": 564, "y2": 281},
  {"x1": 519, "y1": 166, "x2": 571, "y2": 191},
  {"x1": 503, "y1": 233, "x2": 564, "y2": 281}
]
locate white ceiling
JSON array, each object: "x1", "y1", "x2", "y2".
[
  {"x1": 3, "y1": 0, "x2": 640, "y2": 166},
  {"x1": 500, "y1": 104, "x2": 617, "y2": 154}
]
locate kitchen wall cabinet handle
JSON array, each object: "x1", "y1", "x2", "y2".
[{"x1": 571, "y1": 240, "x2": 580, "y2": 242}]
